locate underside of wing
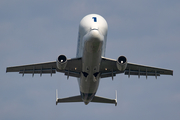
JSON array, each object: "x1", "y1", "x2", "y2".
[
  {"x1": 100, "y1": 57, "x2": 173, "y2": 79},
  {"x1": 100, "y1": 57, "x2": 122, "y2": 78},
  {"x1": 6, "y1": 61, "x2": 56, "y2": 76},
  {"x1": 58, "y1": 57, "x2": 82, "y2": 78},
  {"x1": 125, "y1": 63, "x2": 173, "y2": 78},
  {"x1": 6, "y1": 57, "x2": 82, "y2": 78}
]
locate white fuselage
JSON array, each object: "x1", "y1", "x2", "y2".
[{"x1": 76, "y1": 14, "x2": 108, "y2": 104}]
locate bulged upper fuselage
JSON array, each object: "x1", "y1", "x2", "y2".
[{"x1": 76, "y1": 14, "x2": 108, "y2": 104}]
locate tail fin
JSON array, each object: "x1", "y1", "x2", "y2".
[
  {"x1": 115, "y1": 90, "x2": 117, "y2": 106},
  {"x1": 56, "y1": 89, "x2": 58, "y2": 105}
]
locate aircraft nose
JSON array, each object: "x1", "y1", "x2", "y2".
[
  {"x1": 83, "y1": 29, "x2": 104, "y2": 53},
  {"x1": 89, "y1": 29, "x2": 102, "y2": 40}
]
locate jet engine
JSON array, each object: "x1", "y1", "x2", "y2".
[
  {"x1": 116, "y1": 56, "x2": 127, "y2": 71},
  {"x1": 56, "y1": 55, "x2": 67, "y2": 70}
]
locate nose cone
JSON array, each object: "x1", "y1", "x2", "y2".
[
  {"x1": 88, "y1": 29, "x2": 103, "y2": 40},
  {"x1": 83, "y1": 29, "x2": 104, "y2": 53}
]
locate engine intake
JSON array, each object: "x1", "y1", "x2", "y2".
[
  {"x1": 116, "y1": 56, "x2": 127, "y2": 71},
  {"x1": 56, "y1": 55, "x2": 67, "y2": 70}
]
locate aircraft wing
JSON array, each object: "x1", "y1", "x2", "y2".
[
  {"x1": 100, "y1": 57, "x2": 173, "y2": 79},
  {"x1": 6, "y1": 57, "x2": 82, "y2": 78}
]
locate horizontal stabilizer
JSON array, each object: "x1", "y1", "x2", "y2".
[
  {"x1": 56, "y1": 90, "x2": 117, "y2": 106},
  {"x1": 56, "y1": 95, "x2": 82, "y2": 103},
  {"x1": 56, "y1": 90, "x2": 82, "y2": 105},
  {"x1": 92, "y1": 95, "x2": 117, "y2": 106}
]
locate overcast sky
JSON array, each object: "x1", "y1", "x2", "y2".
[{"x1": 1, "y1": 0, "x2": 180, "y2": 120}]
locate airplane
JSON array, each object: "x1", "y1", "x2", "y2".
[{"x1": 6, "y1": 14, "x2": 173, "y2": 106}]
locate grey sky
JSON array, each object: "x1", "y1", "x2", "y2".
[{"x1": 1, "y1": 0, "x2": 180, "y2": 120}]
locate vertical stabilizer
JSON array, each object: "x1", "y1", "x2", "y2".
[
  {"x1": 115, "y1": 90, "x2": 117, "y2": 106},
  {"x1": 56, "y1": 89, "x2": 58, "y2": 105}
]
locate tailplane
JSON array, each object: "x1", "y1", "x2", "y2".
[
  {"x1": 56, "y1": 89, "x2": 82, "y2": 105},
  {"x1": 91, "y1": 91, "x2": 117, "y2": 106},
  {"x1": 55, "y1": 89, "x2": 117, "y2": 106}
]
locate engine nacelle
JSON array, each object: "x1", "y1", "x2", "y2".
[
  {"x1": 116, "y1": 56, "x2": 127, "y2": 71},
  {"x1": 56, "y1": 55, "x2": 67, "y2": 70}
]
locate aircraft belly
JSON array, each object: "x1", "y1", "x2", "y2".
[
  {"x1": 80, "y1": 30, "x2": 103, "y2": 94},
  {"x1": 80, "y1": 51, "x2": 101, "y2": 93},
  {"x1": 80, "y1": 76, "x2": 100, "y2": 93}
]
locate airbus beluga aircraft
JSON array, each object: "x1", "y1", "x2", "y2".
[{"x1": 6, "y1": 14, "x2": 173, "y2": 106}]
